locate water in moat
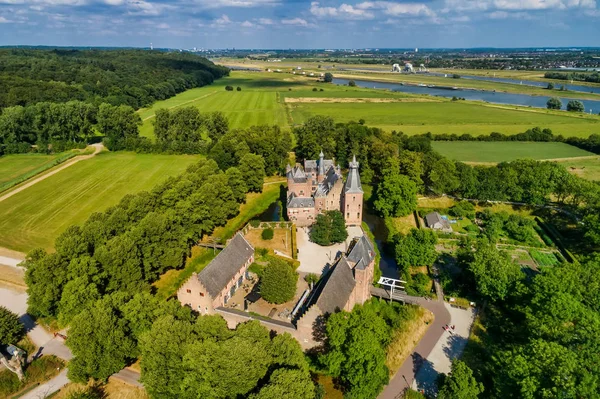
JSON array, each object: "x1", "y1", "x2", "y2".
[
  {"x1": 333, "y1": 78, "x2": 600, "y2": 114},
  {"x1": 362, "y1": 211, "x2": 400, "y2": 280},
  {"x1": 256, "y1": 200, "x2": 282, "y2": 222}
]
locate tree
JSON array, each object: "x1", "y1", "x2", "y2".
[
  {"x1": 67, "y1": 295, "x2": 137, "y2": 382},
  {"x1": 58, "y1": 276, "x2": 100, "y2": 326},
  {"x1": 467, "y1": 241, "x2": 522, "y2": 301},
  {"x1": 251, "y1": 368, "x2": 316, "y2": 399},
  {"x1": 394, "y1": 229, "x2": 438, "y2": 278},
  {"x1": 239, "y1": 153, "x2": 265, "y2": 193},
  {"x1": 0, "y1": 306, "x2": 24, "y2": 345},
  {"x1": 546, "y1": 82, "x2": 554, "y2": 90},
  {"x1": 97, "y1": 103, "x2": 141, "y2": 147},
  {"x1": 429, "y1": 158, "x2": 460, "y2": 194},
  {"x1": 225, "y1": 167, "x2": 248, "y2": 203},
  {"x1": 225, "y1": 85, "x2": 234, "y2": 91},
  {"x1": 24, "y1": 250, "x2": 68, "y2": 318},
  {"x1": 546, "y1": 97, "x2": 562, "y2": 110},
  {"x1": 438, "y1": 360, "x2": 483, "y2": 399},
  {"x1": 324, "y1": 73, "x2": 333, "y2": 83},
  {"x1": 374, "y1": 159, "x2": 417, "y2": 218},
  {"x1": 260, "y1": 258, "x2": 298, "y2": 304},
  {"x1": 310, "y1": 210, "x2": 348, "y2": 246},
  {"x1": 567, "y1": 100, "x2": 585, "y2": 112},
  {"x1": 348, "y1": 80, "x2": 356, "y2": 87},
  {"x1": 236, "y1": 86, "x2": 242, "y2": 91},
  {"x1": 262, "y1": 228, "x2": 274, "y2": 240}
]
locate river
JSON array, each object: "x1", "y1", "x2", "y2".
[{"x1": 333, "y1": 77, "x2": 600, "y2": 114}]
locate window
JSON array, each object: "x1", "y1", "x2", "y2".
[
  {"x1": 357, "y1": 213, "x2": 360, "y2": 219},
  {"x1": 353, "y1": 196, "x2": 355, "y2": 202},
  {"x1": 347, "y1": 204, "x2": 349, "y2": 210},
  {"x1": 199, "y1": 292, "x2": 204, "y2": 297},
  {"x1": 347, "y1": 212, "x2": 350, "y2": 218},
  {"x1": 186, "y1": 289, "x2": 191, "y2": 294}
]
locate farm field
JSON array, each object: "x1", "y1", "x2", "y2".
[
  {"x1": 289, "y1": 100, "x2": 600, "y2": 137},
  {"x1": 431, "y1": 141, "x2": 594, "y2": 163},
  {"x1": 0, "y1": 152, "x2": 201, "y2": 252},
  {"x1": 0, "y1": 152, "x2": 80, "y2": 191},
  {"x1": 138, "y1": 71, "x2": 600, "y2": 138},
  {"x1": 554, "y1": 157, "x2": 600, "y2": 180}
]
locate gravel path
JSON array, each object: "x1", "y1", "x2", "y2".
[{"x1": 0, "y1": 143, "x2": 103, "y2": 204}]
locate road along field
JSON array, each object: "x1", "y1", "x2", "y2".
[
  {"x1": 0, "y1": 152, "x2": 201, "y2": 252},
  {"x1": 431, "y1": 141, "x2": 594, "y2": 163}
]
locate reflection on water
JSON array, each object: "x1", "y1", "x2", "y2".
[
  {"x1": 362, "y1": 212, "x2": 399, "y2": 279},
  {"x1": 257, "y1": 200, "x2": 282, "y2": 222}
]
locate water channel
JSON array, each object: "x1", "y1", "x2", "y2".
[{"x1": 333, "y1": 77, "x2": 600, "y2": 114}]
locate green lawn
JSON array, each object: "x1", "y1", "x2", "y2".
[
  {"x1": 555, "y1": 157, "x2": 600, "y2": 180},
  {"x1": 431, "y1": 141, "x2": 593, "y2": 163},
  {"x1": 0, "y1": 152, "x2": 201, "y2": 252},
  {"x1": 289, "y1": 100, "x2": 600, "y2": 137}
]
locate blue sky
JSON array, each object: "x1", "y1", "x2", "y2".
[{"x1": 0, "y1": 0, "x2": 598, "y2": 48}]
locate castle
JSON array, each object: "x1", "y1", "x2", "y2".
[{"x1": 286, "y1": 152, "x2": 364, "y2": 227}]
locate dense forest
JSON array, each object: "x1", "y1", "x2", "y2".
[
  {"x1": 0, "y1": 49, "x2": 229, "y2": 109},
  {"x1": 544, "y1": 71, "x2": 600, "y2": 84}
]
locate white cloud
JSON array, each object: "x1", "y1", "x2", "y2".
[
  {"x1": 215, "y1": 14, "x2": 231, "y2": 24},
  {"x1": 444, "y1": 0, "x2": 596, "y2": 11},
  {"x1": 258, "y1": 17, "x2": 274, "y2": 24},
  {"x1": 0, "y1": 16, "x2": 12, "y2": 22},
  {"x1": 281, "y1": 17, "x2": 309, "y2": 26},
  {"x1": 194, "y1": 0, "x2": 279, "y2": 8},
  {"x1": 241, "y1": 20, "x2": 254, "y2": 27},
  {"x1": 310, "y1": 1, "x2": 374, "y2": 19},
  {"x1": 357, "y1": 1, "x2": 435, "y2": 17}
]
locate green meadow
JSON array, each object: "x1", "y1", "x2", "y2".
[
  {"x1": 0, "y1": 152, "x2": 200, "y2": 252},
  {"x1": 0, "y1": 153, "x2": 67, "y2": 186},
  {"x1": 431, "y1": 141, "x2": 594, "y2": 163}
]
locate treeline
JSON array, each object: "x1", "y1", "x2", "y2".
[
  {"x1": 0, "y1": 101, "x2": 98, "y2": 154},
  {"x1": 544, "y1": 71, "x2": 600, "y2": 84},
  {"x1": 0, "y1": 49, "x2": 229, "y2": 109}
]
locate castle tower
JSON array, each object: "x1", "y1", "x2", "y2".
[
  {"x1": 342, "y1": 155, "x2": 364, "y2": 226},
  {"x1": 317, "y1": 150, "x2": 325, "y2": 182}
]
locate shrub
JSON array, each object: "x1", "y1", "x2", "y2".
[
  {"x1": 547, "y1": 82, "x2": 555, "y2": 90},
  {"x1": 304, "y1": 273, "x2": 319, "y2": 285},
  {"x1": 324, "y1": 72, "x2": 333, "y2": 83},
  {"x1": 567, "y1": 100, "x2": 585, "y2": 112},
  {"x1": 348, "y1": 80, "x2": 356, "y2": 87},
  {"x1": 449, "y1": 201, "x2": 475, "y2": 218},
  {"x1": 0, "y1": 306, "x2": 24, "y2": 345},
  {"x1": 312, "y1": 87, "x2": 318, "y2": 92},
  {"x1": 262, "y1": 228, "x2": 274, "y2": 240},
  {"x1": 260, "y1": 258, "x2": 298, "y2": 304},
  {"x1": 250, "y1": 219, "x2": 261, "y2": 228},
  {"x1": 225, "y1": 85, "x2": 234, "y2": 91},
  {"x1": 319, "y1": 88, "x2": 324, "y2": 91},
  {"x1": 236, "y1": 86, "x2": 242, "y2": 91},
  {"x1": 546, "y1": 97, "x2": 562, "y2": 110}
]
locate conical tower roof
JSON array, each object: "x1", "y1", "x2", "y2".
[{"x1": 344, "y1": 155, "x2": 363, "y2": 194}]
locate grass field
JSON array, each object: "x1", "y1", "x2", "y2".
[
  {"x1": 555, "y1": 157, "x2": 600, "y2": 180},
  {"x1": 137, "y1": 71, "x2": 600, "y2": 139},
  {"x1": 431, "y1": 141, "x2": 594, "y2": 162},
  {"x1": 0, "y1": 152, "x2": 200, "y2": 252},
  {"x1": 290, "y1": 100, "x2": 600, "y2": 137}
]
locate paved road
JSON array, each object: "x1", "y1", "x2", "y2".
[
  {"x1": 0, "y1": 143, "x2": 104, "y2": 203},
  {"x1": 111, "y1": 368, "x2": 143, "y2": 387},
  {"x1": 378, "y1": 294, "x2": 451, "y2": 399},
  {"x1": 20, "y1": 369, "x2": 70, "y2": 399}
]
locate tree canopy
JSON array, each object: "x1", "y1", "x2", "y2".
[
  {"x1": 260, "y1": 257, "x2": 298, "y2": 304},
  {"x1": 310, "y1": 210, "x2": 348, "y2": 246},
  {"x1": 0, "y1": 306, "x2": 24, "y2": 345}
]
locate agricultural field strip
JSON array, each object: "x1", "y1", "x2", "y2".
[
  {"x1": 140, "y1": 91, "x2": 218, "y2": 121},
  {"x1": 284, "y1": 97, "x2": 440, "y2": 103},
  {"x1": 0, "y1": 144, "x2": 103, "y2": 203}
]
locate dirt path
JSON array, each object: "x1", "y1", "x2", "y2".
[{"x1": 0, "y1": 143, "x2": 104, "y2": 204}]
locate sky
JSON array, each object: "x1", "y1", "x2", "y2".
[{"x1": 0, "y1": 0, "x2": 598, "y2": 49}]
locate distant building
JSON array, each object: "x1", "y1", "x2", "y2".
[
  {"x1": 425, "y1": 212, "x2": 452, "y2": 232},
  {"x1": 286, "y1": 153, "x2": 364, "y2": 227},
  {"x1": 177, "y1": 233, "x2": 254, "y2": 314}
]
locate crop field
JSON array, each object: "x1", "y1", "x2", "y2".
[
  {"x1": 289, "y1": 100, "x2": 600, "y2": 137},
  {"x1": 554, "y1": 157, "x2": 600, "y2": 180},
  {"x1": 0, "y1": 152, "x2": 200, "y2": 252},
  {"x1": 0, "y1": 152, "x2": 76, "y2": 189},
  {"x1": 431, "y1": 141, "x2": 594, "y2": 163}
]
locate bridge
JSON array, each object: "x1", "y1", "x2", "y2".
[{"x1": 371, "y1": 277, "x2": 419, "y2": 304}]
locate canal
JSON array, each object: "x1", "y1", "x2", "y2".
[{"x1": 333, "y1": 77, "x2": 600, "y2": 114}]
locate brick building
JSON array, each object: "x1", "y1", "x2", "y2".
[
  {"x1": 286, "y1": 152, "x2": 364, "y2": 227},
  {"x1": 177, "y1": 233, "x2": 254, "y2": 315}
]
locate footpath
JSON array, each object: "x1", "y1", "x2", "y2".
[{"x1": 378, "y1": 267, "x2": 476, "y2": 398}]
